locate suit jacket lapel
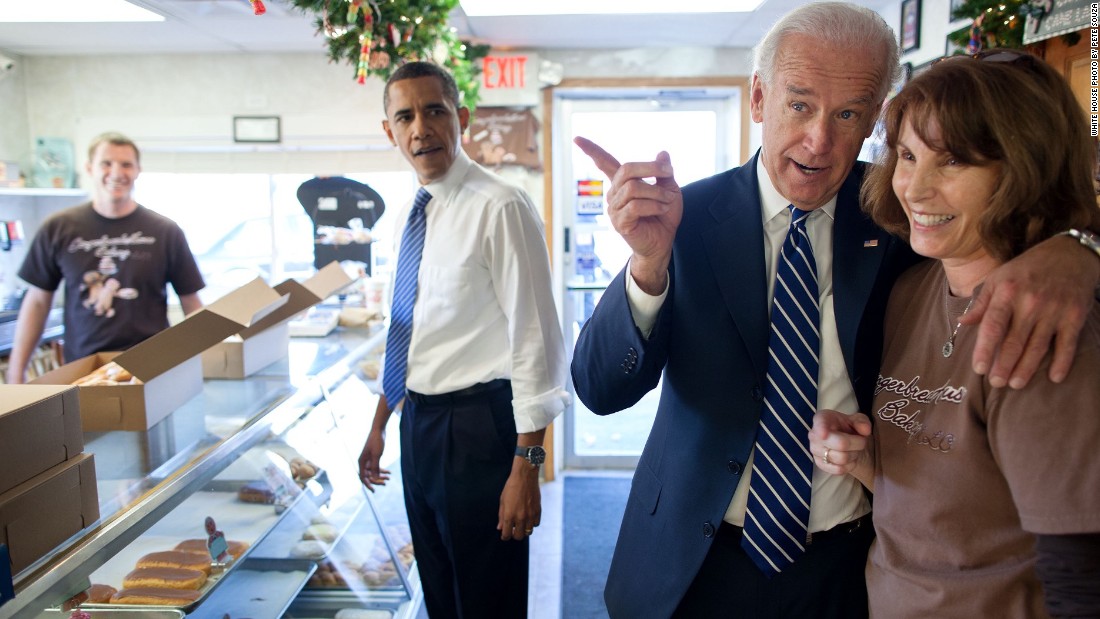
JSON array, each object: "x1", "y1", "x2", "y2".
[
  {"x1": 701, "y1": 153, "x2": 770, "y2": 376},
  {"x1": 832, "y1": 163, "x2": 889, "y2": 374}
]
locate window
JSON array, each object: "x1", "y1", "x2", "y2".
[{"x1": 134, "y1": 172, "x2": 417, "y2": 303}]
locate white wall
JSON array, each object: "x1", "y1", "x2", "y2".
[{"x1": 0, "y1": 50, "x2": 30, "y2": 177}]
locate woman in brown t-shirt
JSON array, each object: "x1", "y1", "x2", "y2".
[{"x1": 809, "y1": 52, "x2": 1100, "y2": 618}]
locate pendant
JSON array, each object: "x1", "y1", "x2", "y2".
[{"x1": 942, "y1": 341, "x2": 954, "y2": 358}]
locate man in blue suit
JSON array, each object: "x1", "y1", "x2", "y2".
[{"x1": 572, "y1": 3, "x2": 1100, "y2": 618}]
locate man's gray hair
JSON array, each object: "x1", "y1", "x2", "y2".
[{"x1": 753, "y1": 2, "x2": 901, "y2": 106}]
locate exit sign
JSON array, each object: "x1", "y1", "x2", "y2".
[
  {"x1": 478, "y1": 54, "x2": 539, "y2": 106},
  {"x1": 482, "y1": 55, "x2": 528, "y2": 89}
]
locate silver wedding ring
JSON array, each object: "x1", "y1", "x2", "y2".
[{"x1": 823, "y1": 448, "x2": 832, "y2": 466}]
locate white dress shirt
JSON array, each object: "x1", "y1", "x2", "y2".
[
  {"x1": 627, "y1": 156, "x2": 870, "y2": 533},
  {"x1": 385, "y1": 151, "x2": 568, "y2": 433}
]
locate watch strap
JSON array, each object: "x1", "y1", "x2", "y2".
[{"x1": 1058, "y1": 228, "x2": 1100, "y2": 261}]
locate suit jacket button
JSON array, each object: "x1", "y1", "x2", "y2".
[
  {"x1": 751, "y1": 385, "x2": 764, "y2": 402},
  {"x1": 703, "y1": 522, "x2": 716, "y2": 538},
  {"x1": 727, "y1": 460, "x2": 742, "y2": 475}
]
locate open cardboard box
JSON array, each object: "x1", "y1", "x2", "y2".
[
  {"x1": 202, "y1": 261, "x2": 355, "y2": 379},
  {"x1": 0, "y1": 453, "x2": 98, "y2": 575},
  {"x1": 33, "y1": 278, "x2": 286, "y2": 431},
  {"x1": 0, "y1": 385, "x2": 82, "y2": 496}
]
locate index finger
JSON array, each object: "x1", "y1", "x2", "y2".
[{"x1": 574, "y1": 136, "x2": 622, "y2": 179}]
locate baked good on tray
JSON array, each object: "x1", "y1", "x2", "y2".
[
  {"x1": 289, "y1": 539, "x2": 330, "y2": 559},
  {"x1": 135, "y1": 550, "x2": 212, "y2": 575},
  {"x1": 71, "y1": 361, "x2": 142, "y2": 386},
  {"x1": 237, "y1": 480, "x2": 275, "y2": 504},
  {"x1": 109, "y1": 587, "x2": 202, "y2": 606},
  {"x1": 122, "y1": 566, "x2": 207, "y2": 590},
  {"x1": 303, "y1": 523, "x2": 338, "y2": 543},
  {"x1": 174, "y1": 538, "x2": 251, "y2": 559},
  {"x1": 84, "y1": 584, "x2": 117, "y2": 604}
]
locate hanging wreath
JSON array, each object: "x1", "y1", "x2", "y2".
[{"x1": 284, "y1": 0, "x2": 490, "y2": 109}]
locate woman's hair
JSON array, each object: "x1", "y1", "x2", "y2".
[
  {"x1": 753, "y1": 2, "x2": 901, "y2": 107},
  {"x1": 862, "y1": 51, "x2": 1100, "y2": 262}
]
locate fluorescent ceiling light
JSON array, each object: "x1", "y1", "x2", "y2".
[
  {"x1": 0, "y1": 0, "x2": 164, "y2": 22},
  {"x1": 460, "y1": 0, "x2": 764, "y2": 16}
]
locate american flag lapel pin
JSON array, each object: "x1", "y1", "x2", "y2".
[{"x1": 863, "y1": 239, "x2": 879, "y2": 248}]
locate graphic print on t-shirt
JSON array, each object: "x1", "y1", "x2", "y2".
[
  {"x1": 70, "y1": 233, "x2": 147, "y2": 319},
  {"x1": 874, "y1": 374, "x2": 966, "y2": 454}
]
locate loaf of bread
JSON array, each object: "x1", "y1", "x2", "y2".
[
  {"x1": 174, "y1": 538, "x2": 250, "y2": 559},
  {"x1": 135, "y1": 550, "x2": 212, "y2": 575},
  {"x1": 122, "y1": 566, "x2": 207, "y2": 590},
  {"x1": 110, "y1": 587, "x2": 201, "y2": 606},
  {"x1": 84, "y1": 584, "x2": 117, "y2": 604},
  {"x1": 71, "y1": 361, "x2": 141, "y2": 386}
]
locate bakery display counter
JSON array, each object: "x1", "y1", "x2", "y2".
[{"x1": 1, "y1": 320, "x2": 420, "y2": 619}]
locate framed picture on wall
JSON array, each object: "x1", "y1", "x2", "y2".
[{"x1": 900, "y1": 0, "x2": 921, "y2": 53}]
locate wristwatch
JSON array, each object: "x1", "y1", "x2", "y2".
[
  {"x1": 1058, "y1": 228, "x2": 1100, "y2": 261},
  {"x1": 515, "y1": 445, "x2": 546, "y2": 468}
]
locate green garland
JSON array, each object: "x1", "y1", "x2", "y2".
[{"x1": 286, "y1": 0, "x2": 491, "y2": 109}]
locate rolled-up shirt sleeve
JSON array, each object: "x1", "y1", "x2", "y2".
[{"x1": 486, "y1": 195, "x2": 570, "y2": 433}]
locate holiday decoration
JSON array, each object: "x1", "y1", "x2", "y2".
[
  {"x1": 947, "y1": 0, "x2": 1078, "y2": 53},
  {"x1": 967, "y1": 13, "x2": 985, "y2": 54},
  {"x1": 286, "y1": 0, "x2": 491, "y2": 109},
  {"x1": 250, "y1": 0, "x2": 266, "y2": 15}
]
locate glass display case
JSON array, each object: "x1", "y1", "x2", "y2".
[{"x1": 0, "y1": 320, "x2": 419, "y2": 619}]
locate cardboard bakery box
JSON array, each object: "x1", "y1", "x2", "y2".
[
  {"x1": 0, "y1": 385, "x2": 82, "y2": 496},
  {"x1": 33, "y1": 278, "x2": 285, "y2": 431},
  {"x1": 202, "y1": 261, "x2": 354, "y2": 379},
  {"x1": 0, "y1": 453, "x2": 98, "y2": 575}
]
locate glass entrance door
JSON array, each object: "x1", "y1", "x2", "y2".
[{"x1": 554, "y1": 88, "x2": 741, "y2": 469}]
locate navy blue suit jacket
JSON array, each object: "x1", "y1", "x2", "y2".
[{"x1": 571, "y1": 153, "x2": 917, "y2": 618}]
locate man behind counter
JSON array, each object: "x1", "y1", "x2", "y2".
[{"x1": 5, "y1": 132, "x2": 205, "y2": 384}]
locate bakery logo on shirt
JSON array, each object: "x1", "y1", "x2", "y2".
[
  {"x1": 874, "y1": 375, "x2": 966, "y2": 454},
  {"x1": 68, "y1": 231, "x2": 156, "y2": 262},
  {"x1": 68, "y1": 233, "x2": 151, "y2": 318}
]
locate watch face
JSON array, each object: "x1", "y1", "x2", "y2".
[{"x1": 528, "y1": 445, "x2": 546, "y2": 466}]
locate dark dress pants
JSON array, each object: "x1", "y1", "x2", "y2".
[
  {"x1": 399, "y1": 381, "x2": 527, "y2": 619},
  {"x1": 672, "y1": 515, "x2": 874, "y2": 618}
]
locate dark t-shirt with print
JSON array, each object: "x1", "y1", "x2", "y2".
[{"x1": 18, "y1": 202, "x2": 205, "y2": 361}]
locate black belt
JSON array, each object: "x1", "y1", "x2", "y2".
[
  {"x1": 720, "y1": 512, "x2": 871, "y2": 545},
  {"x1": 406, "y1": 379, "x2": 511, "y2": 406}
]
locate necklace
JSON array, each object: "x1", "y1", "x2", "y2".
[{"x1": 943, "y1": 295, "x2": 976, "y2": 358}]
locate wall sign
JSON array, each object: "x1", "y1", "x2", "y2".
[{"x1": 477, "y1": 54, "x2": 540, "y2": 107}]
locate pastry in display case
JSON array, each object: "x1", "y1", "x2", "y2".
[{"x1": 4, "y1": 324, "x2": 421, "y2": 619}]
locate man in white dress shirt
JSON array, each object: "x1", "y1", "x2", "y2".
[{"x1": 357, "y1": 61, "x2": 567, "y2": 619}]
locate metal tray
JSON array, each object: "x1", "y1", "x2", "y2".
[
  {"x1": 286, "y1": 590, "x2": 406, "y2": 618},
  {"x1": 77, "y1": 480, "x2": 316, "y2": 613},
  {"x1": 44, "y1": 609, "x2": 184, "y2": 618},
  {"x1": 186, "y1": 558, "x2": 316, "y2": 619}
]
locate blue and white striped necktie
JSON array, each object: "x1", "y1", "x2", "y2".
[
  {"x1": 741, "y1": 205, "x2": 820, "y2": 576},
  {"x1": 381, "y1": 187, "x2": 432, "y2": 411}
]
